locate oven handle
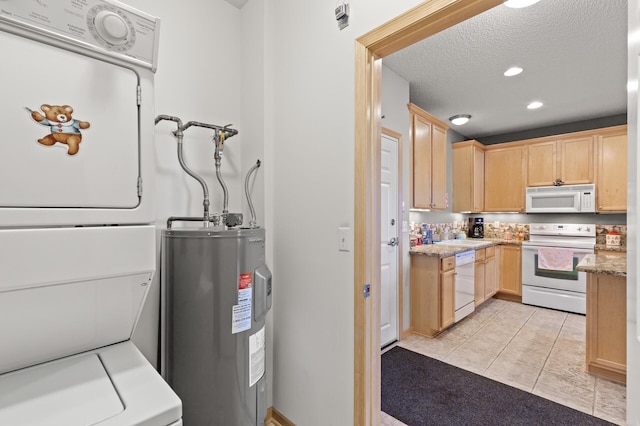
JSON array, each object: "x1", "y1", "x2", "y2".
[{"x1": 522, "y1": 245, "x2": 594, "y2": 254}]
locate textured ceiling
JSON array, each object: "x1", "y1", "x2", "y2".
[
  {"x1": 224, "y1": 0, "x2": 248, "y2": 9},
  {"x1": 382, "y1": 0, "x2": 627, "y2": 140}
]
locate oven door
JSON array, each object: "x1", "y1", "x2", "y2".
[{"x1": 522, "y1": 244, "x2": 592, "y2": 292}]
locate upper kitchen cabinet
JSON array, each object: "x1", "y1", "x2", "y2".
[
  {"x1": 527, "y1": 140, "x2": 557, "y2": 187},
  {"x1": 596, "y1": 126, "x2": 627, "y2": 212},
  {"x1": 559, "y1": 136, "x2": 594, "y2": 185},
  {"x1": 409, "y1": 104, "x2": 448, "y2": 210},
  {"x1": 452, "y1": 140, "x2": 484, "y2": 212},
  {"x1": 484, "y1": 145, "x2": 527, "y2": 212},
  {"x1": 527, "y1": 136, "x2": 594, "y2": 187}
]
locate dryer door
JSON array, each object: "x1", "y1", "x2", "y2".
[{"x1": 0, "y1": 30, "x2": 140, "y2": 209}]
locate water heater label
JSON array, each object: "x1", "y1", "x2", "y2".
[
  {"x1": 249, "y1": 325, "x2": 266, "y2": 387},
  {"x1": 232, "y1": 273, "x2": 253, "y2": 334}
]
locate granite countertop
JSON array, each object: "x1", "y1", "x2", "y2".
[
  {"x1": 577, "y1": 253, "x2": 627, "y2": 277},
  {"x1": 409, "y1": 238, "x2": 523, "y2": 258}
]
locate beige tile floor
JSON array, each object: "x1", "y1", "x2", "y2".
[{"x1": 382, "y1": 298, "x2": 626, "y2": 425}]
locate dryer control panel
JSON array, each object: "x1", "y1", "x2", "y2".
[{"x1": 0, "y1": 0, "x2": 160, "y2": 71}]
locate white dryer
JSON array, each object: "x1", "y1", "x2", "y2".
[{"x1": 0, "y1": 1, "x2": 181, "y2": 425}]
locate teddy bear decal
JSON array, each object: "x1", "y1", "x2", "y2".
[{"x1": 26, "y1": 104, "x2": 90, "y2": 155}]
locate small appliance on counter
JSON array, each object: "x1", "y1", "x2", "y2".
[{"x1": 468, "y1": 217, "x2": 484, "y2": 238}]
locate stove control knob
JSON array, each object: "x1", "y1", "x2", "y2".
[
  {"x1": 577, "y1": 226, "x2": 582, "y2": 231},
  {"x1": 585, "y1": 226, "x2": 591, "y2": 232}
]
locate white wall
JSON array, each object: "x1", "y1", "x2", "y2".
[
  {"x1": 127, "y1": 0, "x2": 245, "y2": 366},
  {"x1": 264, "y1": 1, "x2": 424, "y2": 424},
  {"x1": 627, "y1": 0, "x2": 639, "y2": 424},
  {"x1": 240, "y1": 0, "x2": 275, "y2": 408}
]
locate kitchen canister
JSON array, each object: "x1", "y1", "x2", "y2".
[{"x1": 606, "y1": 230, "x2": 621, "y2": 247}]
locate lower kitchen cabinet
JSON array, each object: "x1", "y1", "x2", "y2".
[
  {"x1": 474, "y1": 246, "x2": 497, "y2": 306},
  {"x1": 410, "y1": 254, "x2": 455, "y2": 337},
  {"x1": 496, "y1": 245, "x2": 522, "y2": 302},
  {"x1": 586, "y1": 273, "x2": 626, "y2": 384}
]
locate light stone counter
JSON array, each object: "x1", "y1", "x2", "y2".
[
  {"x1": 409, "y1": 239, "x2": 522, "y2": 258},
  {"x1": 577, "y1": 253, "x2": 627, "y2": 277}
]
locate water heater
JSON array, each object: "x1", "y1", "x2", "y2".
[{"x1": 163, "y1": 227, "x2": 272, "y2": 425}]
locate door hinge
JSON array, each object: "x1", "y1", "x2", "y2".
[
  {"x1": 137, "y1": 176, "x2": 143, "y2": 196},
  {"x1": 136, "y1": 86, "x2": 141, "y2": 105},
  {"x1": 363, "y1": 284, "x2": 370, "y2": 298}
]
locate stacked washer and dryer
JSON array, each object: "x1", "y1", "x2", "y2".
[{"x1": 0, "y1": 1, "x2": 182, "y2": 424}]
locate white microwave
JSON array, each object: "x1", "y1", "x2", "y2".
[{"x1": 526, "y1": 184, "x2": 596, "y2": 213}]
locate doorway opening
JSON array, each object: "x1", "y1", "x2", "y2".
[{"x1": 354, "y1": 1, "x2": 527, "y2": 423}]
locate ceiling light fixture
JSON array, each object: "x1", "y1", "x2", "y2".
[
  {"x1": 504, "y1": 0, "x2": 540, "y2": 8},
  {"x1": 504, "y1": 66, "x2": 523, "y2": 77},
  {"x1": 527, "y1": 101, "x2": 543, "y2": 110},
  {"x1": 449, "y1": 114, "x2": 471, "y2": 125}
]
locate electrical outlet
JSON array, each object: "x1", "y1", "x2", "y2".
[{"x1": 494, "y1": 221, "x2": 500, "y2": 228}]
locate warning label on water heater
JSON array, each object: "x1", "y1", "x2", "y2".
[
  {"x1": 232, "y1": 273, "x2": 253, "y2": 334},
  {"x1": 249, "y1": 325, "x2": 266, "y2": 387}
]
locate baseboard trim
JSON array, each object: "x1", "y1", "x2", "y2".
[
  {"x1": 266, "y1": 407, "x2": 296, "y2": 426},
  {"x1": 400, "y1": 327, "x2": 413, "y2": 340},
  {"x1": 494, "y1": 292, "x2": 522, "y2": 303}
]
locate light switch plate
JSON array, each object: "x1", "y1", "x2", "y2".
[
  {"x1": 338, "y1": 227, "x2": 352, "y2": 252},
  {"x1": 494, "y1": 221, "x2": 500, "y2": 228}
]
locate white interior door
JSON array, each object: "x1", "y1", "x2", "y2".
[{"x1": 380, "y1": 133, "x2": 399, "y2": 347}]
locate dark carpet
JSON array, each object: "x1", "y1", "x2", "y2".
[{"x1": 382, "y1": 346, "x2": 615, "y2": 426}]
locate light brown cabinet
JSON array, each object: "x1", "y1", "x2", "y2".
[
  {"x1": 596, "y1": 127, "x2": 627, "y2": 212},
  {"x1": 586, "y1": 273, "x2": 626, "y2": 384},
  {"x1": 409, "y1": 104, "x2": 448, "y2": 210},
  {"x1": 441, "y1": 259, "x2": 456, "y2": 330},
  {"x1": 559, "y1": 137, "x2": 594, "y2": 185},
  {"x1": 452, "y1": 140, "x2": 484, "y2": 212},
  {"x1": 410, "y1": 254, "x2": 456, "y2": 337},
  {"x1": 527, "y1": 137, "x2": 594, "y2": 187},
  {"x1": 527, "y1": 140, "x2": 556, "y2": 187},
  {"x1": 484, "y1": 145, "x2": 526, "y2": 212},
  {"x1": 450, "y1": 126, "x2": 626, "y2": 214},
  {"x1": 496, "y1": 245, "x2": 522, "y2": 301},
  {"x1": 474, "y1": 246, "x2": 497, "y2": 306}
]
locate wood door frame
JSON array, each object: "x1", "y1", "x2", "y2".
[
  {"x1": 381, "y1": 127, "x2": 404, "y2": 344},
  {"x1": 353, "y1": 1, "x2": 503, "y2": 424}
]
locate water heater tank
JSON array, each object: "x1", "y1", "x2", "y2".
[{"x1": 162, "y1": 227, "x2": 272, "y2": 425}]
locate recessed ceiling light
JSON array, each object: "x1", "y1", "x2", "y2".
[
  {"x1": 504, "y1": 67, "x2": 523, "y2": 77},
  {"x1": 449, "y1": 114, "x2": 471, "y2": 125},
  {"x1": 527, "y1": 101, "x2": 543, "y2": 110},
  {"x1": 504, "y1": 0, "x2": 540, "y2": 8}
]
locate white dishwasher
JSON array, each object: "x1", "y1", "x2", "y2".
[{"x1": 454, "y1": 250, "x2": 476, "y2": 322}]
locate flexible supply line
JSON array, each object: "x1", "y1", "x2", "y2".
[
  {"x1": 155, "y1": 115, "x2": 211, "y2": 226},
  {"x1": 245, "y1": 159, "x2": 261, "y2": 228},
  {"x1": 214, "y1": 130, "x2": 230, "y2": 223}
]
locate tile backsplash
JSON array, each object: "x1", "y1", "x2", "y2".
[
  {"x1": 483, "y1": 222, "x2": 529, "y2": 241},
  {"x1": 410, "y1": 221, "x2": 531, "y2": 242},
  {"x1": 596, "y1": 224, "x2": 627, "y2": 248}
]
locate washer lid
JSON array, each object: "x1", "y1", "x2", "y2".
[{"x1": 0, "y1": 354, "x2": 123, "y2": 426}]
